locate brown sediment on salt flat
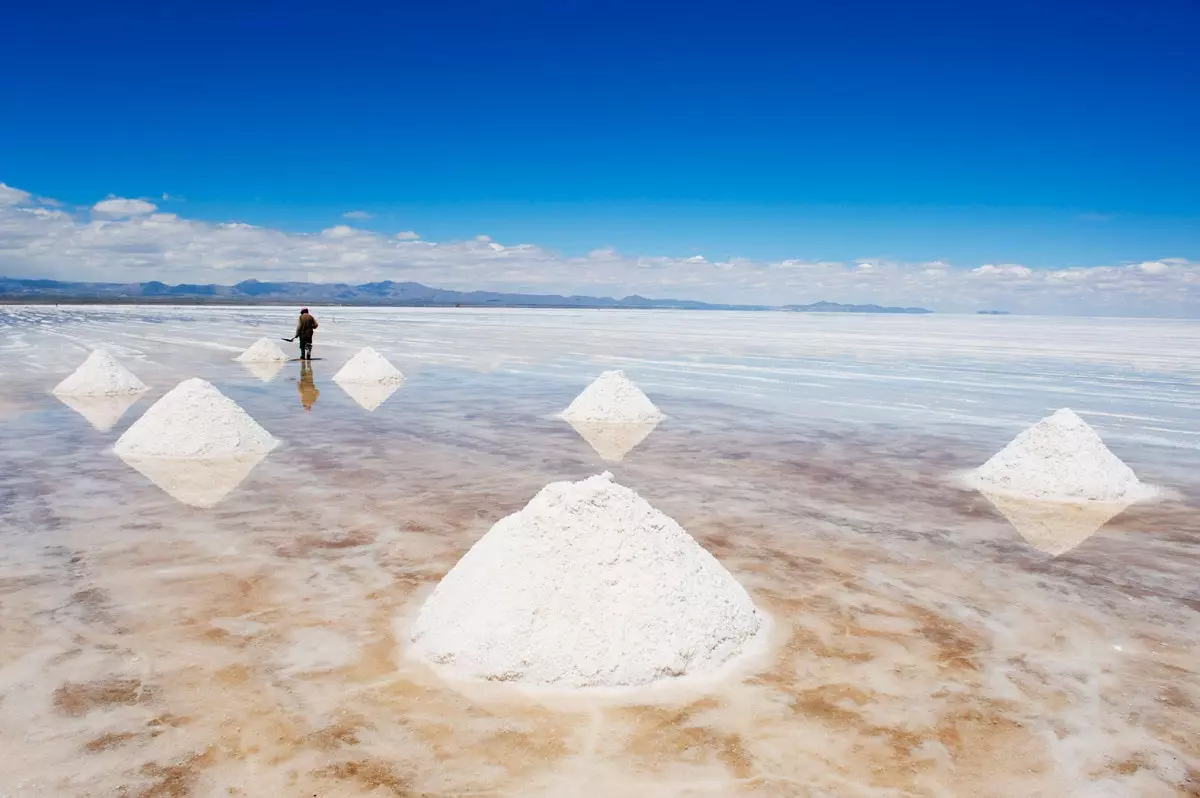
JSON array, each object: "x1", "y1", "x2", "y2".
[{"x1": 1, "y1": 394, "x2": 1198, "y2": 795}]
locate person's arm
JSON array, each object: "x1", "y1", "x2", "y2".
[
  {"x1": 295, "y1": 317, "x2": 303, "y2": 336},
  {"x1": 312, "y1": 317, "x2": 319, "y2": 330}
]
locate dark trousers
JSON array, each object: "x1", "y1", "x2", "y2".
[{"x1": 299, "y1": 337, "x2": 313, "y2": 359}]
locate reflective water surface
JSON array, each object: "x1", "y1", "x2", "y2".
[{"x1": 1, "y1": 306, "x2": 1197, "y2": 796}]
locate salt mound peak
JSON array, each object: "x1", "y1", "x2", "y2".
[
  {"x1": 561, "y1": 370, "x2": 664, "y2": 424},
  {"x1": 333, "y1": 347, "x2": 404, "y2": 385},
  {"x1": 410, "y1": 472, "x2": 763, "y2": 689},
  {"x1": 114, "y1": 378, "x2": 277, "y2": 459},
  {"x1": 968, "y1": 408, "x2": 1151, "y2": 502},
  {"x1": 53, "y1": 348, "x2": 147, "y2": 397},
  {"x1": 235, "y1": 337, "x2": 289, "y2": 363}
]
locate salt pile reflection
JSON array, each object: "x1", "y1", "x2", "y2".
[
  {"x1": 337, "y1": 379, "x2": 401, "y2": 412},
  {"x1": 239, "y1": 358, "x2": 286, "y2": 383},
  {"x1": 980, "y1": 490, "x2": 1133, "y2": 556},
  {"x1": 566, "y1": 419, "x2": 660, "y2": 462},
  {"x1": 55, "y1": 392, "x2": 142, "y2": 432},
  {"x1": 116, "y1": 450, "x2": 271, "y2": 508}
]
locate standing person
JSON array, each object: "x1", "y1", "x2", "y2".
[{"x1": 295, "y1": 307, "x2": 318, "y2": 360}]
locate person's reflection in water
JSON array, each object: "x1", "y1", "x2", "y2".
[{"x1": 298, "y1": 361, "x2": 320, "y2": 411}]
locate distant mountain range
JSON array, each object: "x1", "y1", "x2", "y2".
[{"x1": 0, "y1": 277, "x2": 932, "y2": 314}]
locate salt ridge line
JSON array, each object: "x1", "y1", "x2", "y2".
[
  {"x1": 115, "y1": 378, "x2": 277, "y2": 459},
  {"x1": 410, "y1": 472, "x2": 763, "y2": 689},
  {"x1": 52, "y1": 348, "x2": 147, "y2": 397}
]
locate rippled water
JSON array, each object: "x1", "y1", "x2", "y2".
[{"x1": 1, "y1": 306, "x2": 1197, "y2": 796}]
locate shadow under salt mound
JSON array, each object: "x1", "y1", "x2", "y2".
[
  {"x1": 979, "y1": 489, "x2": 1133, "y2": 556},
  {"x1": 336, "y1": 380, "x2": 401, "y2": 412},
  {"x1": 566, "y1": 419, "x2": 661, "y2": 463},
  {"x1": 116, "y1": 451, "x2": 271, "y2": 508},
  {"x1": 240, "y1": 359, "x2": 287, "y2": 383},
  {"x1": 56, "y1": 393, "x2": 143, "y2": 432}
]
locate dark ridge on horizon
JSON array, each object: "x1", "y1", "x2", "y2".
[{"x1": 0, "y1": 277, "x2": 933, "y2": 314}]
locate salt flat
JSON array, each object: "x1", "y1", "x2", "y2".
[{"x1": 0, "y1": 305, "x2": 1197, "y2": 796}]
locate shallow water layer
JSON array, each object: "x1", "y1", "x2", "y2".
[{"x1": 1, "y1": 306, "x2": 1198, "y2": 797}]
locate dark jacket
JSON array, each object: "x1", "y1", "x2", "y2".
[{"x1": 295, "y1": 313, "x2": 318, "y2": 342}]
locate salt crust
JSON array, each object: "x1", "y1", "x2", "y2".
[{"x1": 410, "y1": 472, "x2": 763, "y2": 689}]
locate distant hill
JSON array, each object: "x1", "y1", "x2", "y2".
[
  {"x1": 0, "y1": 277, "x2": 931, "y2": 314},
  {"x1": 781, "y1": 301, "x2": 931, "y2": 314}
]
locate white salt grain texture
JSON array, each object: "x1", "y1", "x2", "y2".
[
  {"x1": 560, "y1": 370, "x2": 664, "y2": 424},
  {"x1": 52, "y1": 348, "x2": 147, "y2": 397},
  {"x1": 114, "y1": 378, "x2": 277, "y2": 458},
  {"x1": 333, "y1": 347, "x2": 404, "y2": 384},
  {"x1": 235, "y1": 337, "x2": 289, "y2": 363},
  {"x1": 409, "y1": 472, "x2": 763, "y2": 689},
  {"x1": 968, "y1": 408, "x2": 1149, "y2": 502}
]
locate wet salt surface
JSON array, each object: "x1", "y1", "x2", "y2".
[{"x1": 1, "y1": 306, "x2": 1198, "y2": 796}]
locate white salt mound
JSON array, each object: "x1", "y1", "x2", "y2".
[
  {"x1": 968, "y1": 408, "x2": 1150, "y2": 502},
  {"x1": 409, "y1": 472, "x2": 763, "y2": 689},
  {"x1": 235, "y1": 337, "x2": 289, "y2": 363},
  {"x1": 333, "y1": 347, "x2": 404, "y2": 385},
  {"x1": 561, "y1": 370, "x2": 664, "y2": 424},
  {"x1": 53, "y1": 349, "x2": 147, "y2": 397},
  {"x1": 114, "y1": 378, "x2": 277, "y2": 458}
]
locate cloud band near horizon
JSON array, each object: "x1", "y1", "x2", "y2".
[{"x1": 0, "y1": 183, "x2": 1196, "y2": 316}]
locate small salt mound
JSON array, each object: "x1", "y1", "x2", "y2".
[
  {"x1": 235, "y1": 337, "x2": 289, "y2": 363},
  {"x1": 333, "y1": 347, "x2": 404, "y2": 385},
  {"x1": 967, "y1": 408, "x2": 1150, "y2": 502},
  {"x1": 409, "y1": 472, "x2": 763, "y2": 689},
  {"x1": 114, "y1": 378, "x2": 277, "y2": 459},
  {"x1": 561, "y1": 370, "x2": 664, "y2": 424},
  {"x1": 53, "y1": 349, "x2": 147, "y2": 397}
]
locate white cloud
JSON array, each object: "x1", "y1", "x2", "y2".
[
  {"x1": 0, "y1": 183, "x2": 32, "y2": 206},
  {"x1": 0, "y1": 182, "x2": 1197, "y2": 317},
  {"x1": 343, "y1": 210, "x2": 373, "y2": 220},
  {"x1": 93, "y1": 197, "x2": 157, "y2": 217},
  {"x1": 972, "y1": 264, "x2": 1033, "y2": 278},
  {"x1": 475, "y1": 234, "x2": 492, "y2": 242},
  {"x1": 395, "y1": 231, "x2": 421, "y2": 240}
]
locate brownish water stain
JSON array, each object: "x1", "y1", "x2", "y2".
[
  {"x1": 315, "y1": 759, "x2": 417, "y2": 795},
  {"x1": 84, "y1": 731, "x2": 150, "y2": 752},
  {"x1": 54, "y1": 678, "x2": 156, "y2": 717}
]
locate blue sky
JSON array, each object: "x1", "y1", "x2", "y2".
[{"x1": 1, "y1": 0, "x2": 1199, "y2": 313}]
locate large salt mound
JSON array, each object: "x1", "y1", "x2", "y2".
[
  {"x1": 235, "y1": 337, "x2": 289, "y2": 363},
  {"x1": 114, "y1": 378, "x2": 277, "y2": 459},
  {"x1": 409, "y1": 472, "x2": 763, "y2": 689},
  {"x1": 53, "y1": 349, "x2": 147, "y2": 397},
  {"x1": 333, "y1": 347, "x2": 404, "y2": 384},
  {"x1": 561, "y1": 370, "x2": 664, "y2": 424},
  {"x1": 967, "y1": 408, "x2": 1150, "y2": 502}
]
